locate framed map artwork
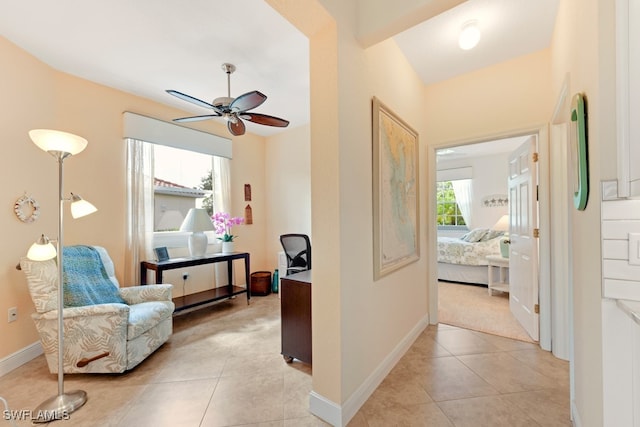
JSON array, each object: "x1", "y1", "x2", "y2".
[{"x1": 372, "y1": 97, "x2": 419, "y2": 279}]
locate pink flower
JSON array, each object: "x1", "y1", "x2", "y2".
[{"x1": 211, "y1": 212, "x2": 244, "y2": 242}]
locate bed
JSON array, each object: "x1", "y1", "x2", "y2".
[{"x1": 437, "y1": 228, "x2": 504, "y2": 285}]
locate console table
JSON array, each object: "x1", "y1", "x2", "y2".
[{"x1": 141, "y1": 252, "x2": 250, "y2": 311}]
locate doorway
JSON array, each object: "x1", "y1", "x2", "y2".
[{"x1": 432, "y1": 131, "x2": 544, "y2": 344}]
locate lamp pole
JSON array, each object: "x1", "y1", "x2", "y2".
[{"x1": 32, "y1": 151, "x2": 87, "y2": 422}]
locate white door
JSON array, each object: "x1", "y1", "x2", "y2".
[{"x1": 508, "y1": 136, "x2": 539, "y2": 341}]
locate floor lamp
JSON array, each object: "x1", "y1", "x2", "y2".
[{"x1": 26, "y1": 129, "x2": 97, "y2": 422}]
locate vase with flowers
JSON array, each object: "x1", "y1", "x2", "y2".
[{"x1": 211, "y1": 212, "x2": 244, "y2": 253}]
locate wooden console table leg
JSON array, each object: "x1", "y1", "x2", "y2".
[
  {"x1": 244, "y1": 254, "x2": 251, "y2": 304},
  {"x1": 227, "y1": 260, "x2": 233, "y2": 297}
]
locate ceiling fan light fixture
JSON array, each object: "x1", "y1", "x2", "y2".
[
  {"x1": 458, "y1": 20, "x2": 481, "y2": 50},
  {"x1": 223, "y1": 113, "x2": 238, "y2": 124},
  {"x1": 167, "y1": 62, "x2": 289, "y2": 135}
]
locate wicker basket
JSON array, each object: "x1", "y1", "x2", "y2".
[{"x1": 250, "y1": 271, "x2": 272, "y2": 296}]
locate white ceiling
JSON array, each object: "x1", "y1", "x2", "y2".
[{"x1": 0, "y1": 0, "x2": 559, "y2": 137}]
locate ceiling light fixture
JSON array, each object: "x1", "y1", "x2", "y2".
[{"x1": 458, "y1": 20, "x2": 481, "y2": 50}]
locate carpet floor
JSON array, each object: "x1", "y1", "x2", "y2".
[{"x1": 438, "y1": 281, "x2": 535, "y2": 343}]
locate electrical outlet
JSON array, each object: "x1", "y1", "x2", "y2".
[
  {"x1": 182, "y1": 272, "x2": 189, "y2": 281},
  {"x1": 8, "y1": 307, "x2": 17, "y2": 323}
]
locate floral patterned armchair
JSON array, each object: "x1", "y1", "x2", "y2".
[{"x1": 20, "y1": 245, "x2": 174, "y2": 374}]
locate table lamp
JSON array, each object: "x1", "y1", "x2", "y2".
[
  {"x1": 180, "y1": 208, "x2": 214, "y2": 257},
  {"x1": 492, "y1": 214, "x2": 510, "y2": 258}
]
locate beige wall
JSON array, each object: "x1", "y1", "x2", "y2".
[
  {"x1": 269, "y1": 0, "x2": 430, "y2": 407},
  {"x1": 339, "y1": 37, "x2": 430, "y2": 400},
  {"x1": 550, "y1": 0, "x2": 615, "y2": 425},
  {"x1": 265, "y1": 124, "x2": 312, "y2": 269},
  {"x1": 424, "y1": 49, "x2": 553, "y2": 144},
  {"x1": 0, "y1": 36, "x2": 271, "y2": 360}
]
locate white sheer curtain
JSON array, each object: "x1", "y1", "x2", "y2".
[
  {"x1": 125, "y1": 138, "x2": 154, "y2": 284},
  {"x1": 451, "y1": 179, "x2": 473, "y2": 228},
  {"x1": 212, "y1": 156, "x2": 234, "y2": 284},
  {"x1": 212, "y1": 156, "x2": 231, "y2": 214}
]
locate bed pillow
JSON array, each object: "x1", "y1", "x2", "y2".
[
  {"x1": 460, "y1": 228, "x2": 489, "y2": 242},
  {"x1": 480, "y1": 230, "x2": 505, "y2": 241}
]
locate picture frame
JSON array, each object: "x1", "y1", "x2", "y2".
[
  {"x1": 372, "y1": 97, "x2": 420, "y2": 279},
  {"x1": 154, "y1": 246, "x2": 170, "y2": 262},
  {"x1": 570, "y1": 93, "x2": 589, "y2": 210}
]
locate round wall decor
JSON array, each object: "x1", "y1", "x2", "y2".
[{"x1": 14, "y1": 194, "x2": 41, "y2": 223}]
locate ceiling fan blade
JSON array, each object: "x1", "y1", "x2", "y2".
[
  {"x1": 229, "y1": 90, "x2": 267, "y2": 113},
  {"x1": 173, "y1": 114, "x2": 221, "y2": 123},
  {"x1": 228, "y1": 118, "x2": 246, "y2": 136},
  {"x1": 166, "y1": 89, "x2": 219, "y2": 111},
  {"x1": 242, "y1": 112, "x2": 290, "y2": 128}
]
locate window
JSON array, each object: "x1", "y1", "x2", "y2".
[
  {"x1": 153, "y1": 144, "x2": 216, "y2": 232},
  {"x1": 124, "y1": 112, "x2": 232, "y2": 282},
  {"x1": 436, "y1": 181, "x2": 467, "y2": 227}
]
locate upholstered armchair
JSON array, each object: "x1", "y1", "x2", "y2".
[{"x1": 20, "y1": 245, "x2": 174, "y2": 374}]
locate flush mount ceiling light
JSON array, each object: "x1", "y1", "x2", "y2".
[{"x1": 458, "y1": 20, "x2": 481, "y2": 50}]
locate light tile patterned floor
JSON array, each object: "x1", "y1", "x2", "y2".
[{"x1": 0, "y1": 294, "x2": 571, "y2": 426}]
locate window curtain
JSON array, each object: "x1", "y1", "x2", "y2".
[
  {"x1": 212, "y1": 156, "x2": 231, "y2": 214},
  {"x1": 211, "y1": 156, "x2": 234, "y2": 285},
  {"x1": 125, "y1": 138, "x2": 154, "y2": 284},
  {"x1": 451, "y1": 179, "x2": 473, "y2": 228}
]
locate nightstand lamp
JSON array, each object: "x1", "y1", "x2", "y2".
[{"x1": 492, "y1": 214, "x2": 510, "y2": 258}]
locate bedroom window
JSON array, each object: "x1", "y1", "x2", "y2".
[{"x1": 436, "y1": 181, "x2": 467, "y2": 228}]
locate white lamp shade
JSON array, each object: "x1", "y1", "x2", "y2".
[
  {"x1": 459, "y1": 21, "x2": 481, "y2": 50},
  {"x1": 492, "y1": 215, "x2": 510, "y2": 232},
  {"x1": 27, "y1": 235, "x2": 57, "y2": 261},
  {"x1": 29, "y1": 129, "x2": 88, "y2": 155},
  {"x1": 180, "y1": 208, "x2": 214, "y2": 232},
  {"x1": 70, "y1": 194, "x2": 98, "y2": 219}
]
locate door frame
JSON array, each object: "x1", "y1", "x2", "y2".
[{"x1": 428, "y1": 124, "x2": 553, "y2": 350}]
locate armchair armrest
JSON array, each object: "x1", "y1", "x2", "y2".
[
  {"x1": 35, "y1": 303, "x2": 129, "y2": 321},
  {"x1": 119, "y1": 284, "x2": 173, "y2": 305}
]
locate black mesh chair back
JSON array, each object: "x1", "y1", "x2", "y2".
[{"x1": 279, "y1": 234, "x2": 311, "y2": 275}]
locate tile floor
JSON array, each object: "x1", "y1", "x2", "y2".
[{"x1": 0, "y1": 294, "x2": 571, "y2": 426}]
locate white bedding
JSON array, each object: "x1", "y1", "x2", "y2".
[
  {"x1": 437, "y1": 262, "x2": 488, "y2": 285},
  {"x1": 437, "y1": 236, "x2": 502, "y2": 266}
]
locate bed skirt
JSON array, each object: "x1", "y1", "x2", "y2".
[{"x1": 437, "y1": 262, "x2": 488, "y2": 285}]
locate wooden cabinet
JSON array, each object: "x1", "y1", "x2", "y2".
[{"x1": 280, "y1": 270, "x2": 311, "y2": 364}]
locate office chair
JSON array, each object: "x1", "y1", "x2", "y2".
[{"x1": 279, "y1": 234, "x2": 311, "y2": 275}]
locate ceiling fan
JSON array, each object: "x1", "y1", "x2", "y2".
[{"x1": 167, "y1": 63, "x2": 290, "y2": 136}]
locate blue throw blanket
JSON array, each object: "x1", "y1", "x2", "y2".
[{"x1": 62, "y1": 245, "x2": 126, "y2": 307}]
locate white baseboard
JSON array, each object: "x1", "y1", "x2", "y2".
[
  {"x1": 571, "y1": 399, "x2": 582, "y2": 427},
  {"x1": 0, "y1": 342, "x2": 42, "y2": 377},
  {"x1": 309, "y1": 314, "x2": 429, "y2": 426},
  {"x1": 309, "y1": 391, "x2": 342, "y2": 426}
]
